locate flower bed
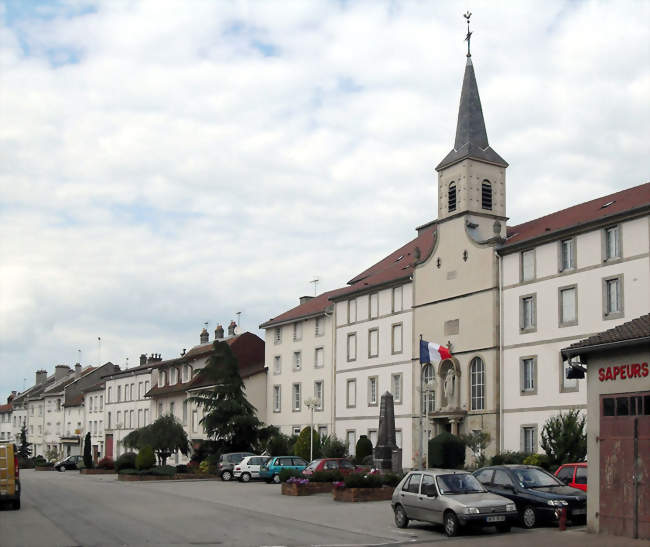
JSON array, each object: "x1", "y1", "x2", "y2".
[
  {"x1": 118, "y1": 473, "x2": 175, "y2": 481},
  {"x1": 281, "y1": 478, "x2": 333, "y2": 496},
  {"x1": 80, "y1": 468, "x2": 116, "y2": 475},
  {"x1": 333, "y1": 486, "x2": 393, "y2": 502},
  {"x1": 35, "y1": 466, "x2": 55, "y2": 471}
]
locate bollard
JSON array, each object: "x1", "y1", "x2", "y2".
[{"x1": 558, "y1": 507, "x2": 567, "y2": 530}]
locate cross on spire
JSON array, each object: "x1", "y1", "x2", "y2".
[{"x1": 464, "y1": 11, "x2": 472, "y2": 58}]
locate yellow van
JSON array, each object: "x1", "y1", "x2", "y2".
[{"x1": 0, "y1": 442, "x2": 20, "y2": 509}]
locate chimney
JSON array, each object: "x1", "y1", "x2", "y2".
[
  {"x1": 55, "y1": 364, "x2": 71, "y2": 380},
  {"x1": 35, "y1": 370, "x2": 48, "y2": 385},
  {"x1": 75, "y1": 363, "x2": 82, "y2": 376},
  {"x1": 215, "y1": 324, "x2": 224, "y2": 339},
  {"x1": 299, "y1": 296, "x2": 314, "y2": 305},
  {"x1": 8, "y1": 391, "x2": 17, "y2": 404},
  {"x1": 227, "y1": 320, "x2": 237, "y2": 337},
  {"x1": 147, "y1": 353, "x2": 162, "y2": 363},
  {"x1": 140, "y1": 353, "x2": 147, "y2": 366},
  {"x1": 200, "y1": 328, "x2": 209, "y2": 344}
]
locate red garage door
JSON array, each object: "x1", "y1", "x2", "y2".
[
  {"x1": 105, "y1": 434, "x2": 113, "y2": 460},
  {"x1": 600, "y1": 392, "x2": 650, "y2": 540}
]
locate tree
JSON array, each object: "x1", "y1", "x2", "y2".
[
  {"x1": 123, "y1": 415, "x2": 189, "y2": 466},
  {"x1": 320, "y1": 435, "x2": 346, "y2": 458},
  {"x1": 17, "y1": 424, "x2": 31, "y2": 459},
  {"x1": 83, "y1": 432, "x2": 93, "y2": 468},
  {"x1": 45, "y1": 445, "x2": 62, "y2": 463},
  {"x1": 428, "y1": 432, "x2": 465, "y2": 469},
  {"x1": 188, "y1": 341, "x2": 262, "y2": 451},
  {"x1": 293, "y1": 427, "x2": 321, "y2": 461},
  {"x1": 461, "y1": 431, "x2": 491, "y2": 468},
  {"x1": 541, "y1": 409, "x2": 586, "y2": 466},
  {"x1": 136, "y1": 445, "x2": 155, "y2": 470},
  {"x1": 264, "y1": 431, "x2": 291, "y2": 456}
]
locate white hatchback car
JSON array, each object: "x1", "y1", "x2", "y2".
[{"x1": 233, "y1": 456, "x2": 270, "y2": 482}]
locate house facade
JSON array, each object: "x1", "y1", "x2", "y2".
[{"x1": 0, "y1": 393, "x2": 15, "y2": 443}]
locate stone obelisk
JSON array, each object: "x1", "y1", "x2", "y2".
[{"x1": 373, "y1": 391, "x2": 401, "y2": 472}]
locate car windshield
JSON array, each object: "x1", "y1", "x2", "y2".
[
  {"x1": 305, "y1": 460, "x2": 322, "y2": 470},
  {"x1": 513, "y1": 468, "x2": 564, "y2": 488},
  {"x1": 436, "y1": 474, "x2": 486, "y2": 494}
]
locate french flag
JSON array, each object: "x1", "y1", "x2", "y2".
[{"x1": 419, "y1": 339, "x2": 452, "y2": 364}]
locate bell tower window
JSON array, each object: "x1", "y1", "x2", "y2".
[
  {"x1": 448, "y1": 182, "x2": 457, "y2": 212},
  {"x1": 481, "y1": 180, "x2": 492, "y2": 210}
]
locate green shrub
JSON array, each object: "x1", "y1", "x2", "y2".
[
  {"x1": 541, "y1": 410, "x2": 587, "y2": 467},
  {"x1": 266, "y1": 433, "x2": 291, "y2": 456},
  {"x1": 355, "y1": 435, "x2": 373, "y2": 465},
  {"x1": 321, "y1": 435, "x2": 347, "y2": 458},
  {"x1": 310, "y1": 470, "x2": 343, "y2": 483},
  {"x1": 150, "y1": 465, "x2": 176, "y2": 476},
  {"x1": 115, "y1": 452, "x2": 137, "y2": 471},
  {"x1": 490, "y1": 451, "x2": 528, "y2": 465},
  {"x1": 135, "y1": 445, "x2": 155, "y2": 470},
  {"x1": 117, "y1": 468, "x2": 139, "y2": 475},
  {"x1": 523, "y1": 453, "x2": 551, "y2": 469},
  {"x1": 428, "y1": 432, "x2": 466, "y2": 469},
  {"x1": 278, "y1": 468, "x2": 303, "y2": 482},
  {"x1": 293, "y1": 427, "x2": 321, "y2": 462},
  {"x1": 381, "y1": 472, "x2": 404, "y2": 487},
  {"x1": 83, "y1": 432, "x2": 93, "y2": 469},
  {"x1": 199, "y1": 460, "x2": 210, "y2": 474},
  {"x1": 343, "y1": 472, "x2": 383, "y2": 489},
  {"x1": 176, "y1": 464, "x2": 189, "y2": 473}
]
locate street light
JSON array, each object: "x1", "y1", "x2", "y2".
[{"x1": 304, "y1": 397, "x2": 319, "y2": 462}]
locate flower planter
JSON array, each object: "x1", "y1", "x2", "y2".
[
  {"x1": 34, "y1": 466, "x2": 55, "y2": 471},
  {"x1": 118, "y1": 474, "x2": 175, "y2": 481},
  {"x1": 117, "y1": 473, "x2": 221, "y2": 481},
  {"x1": 80, "y1": 469, "x2": 116, "y2": 475},
  {"x1": 282, "y1": 482, "x2": 333, "y2": 496},
  {"x1": 174, "y1": 473, "x2": 221, "y2": 480},
  {"x1": 332, "y1": 486, "x2": 393, "y2": 502}
]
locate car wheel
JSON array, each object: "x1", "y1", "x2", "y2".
[
  {"x1": 13, "y1": 499, "x2": 21, "y2": 510},
  {"x1": 60, "y1": 466, "x2": 66, "y2": 472},
  {"x1": 394, "y1": 505, "x2": 409, "y2": 529},
  {"x1": 241, "y1": 472, "x2": 251, "y2": 483},
  {"x1": 496, "y1": 524, "x2": 511, "y2": 533},
  {"x1": 522, "y1": 506, "x2": 536, "y2": 529},
  {"x1": 444, "y1": 511, "x2": 460, "y2": 537},
  {"x1": 272, "y1": 474, "x2": 281, "y2": 484},
  {"x1": 221, "y1": 470, "x2": 232, "y2": 481}
]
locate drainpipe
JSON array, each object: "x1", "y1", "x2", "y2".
[{"x1": 497, "y1": 251, "x2": 504, "y2": 453}]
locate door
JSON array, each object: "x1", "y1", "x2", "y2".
[
  {"x1": 416, "y1": 474, "x2": 445, "y2": 524},
  {"x1": 490, "y1": 469, "x2": 517, "y2": 503},
  {"x1": 105, "y1": 434, "x2": 113, "y2": 459},
  {"x1": 397, "y1": 473, "x2": 422, "y2": 520},
  {"x1": 600, "y1": 392, "x2": 650, "y2": 540}
]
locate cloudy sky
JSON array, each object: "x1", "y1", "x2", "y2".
[{"x1": 1, "y1": 0, "x2": 648, "y2": 399}]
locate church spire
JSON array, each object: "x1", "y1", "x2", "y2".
[{"x1": 436, "y1": 14, "x2": 507, "y2": 172}]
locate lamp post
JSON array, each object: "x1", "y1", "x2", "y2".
[
  {"x1": 304, "y1": 397, "x2": 319, "y2": 462},
  {"x1": 418, "y1": 374, "x2": 435, "y2": 470}
]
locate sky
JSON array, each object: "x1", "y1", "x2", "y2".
[{"x1": 1, "y1": 0, "x2": 648, "y2": 400}]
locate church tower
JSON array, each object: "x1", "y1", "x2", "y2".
[{"x1": 435, "y1": 40, "x2": 508, "y2": 221}]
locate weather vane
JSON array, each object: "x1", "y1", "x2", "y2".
[{"x1": 463, "y1": 11, "x2": 472, "y2": 58}]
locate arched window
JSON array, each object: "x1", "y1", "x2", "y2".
[
  {"x1": 422, "y1": 364, "x2": 436, "y2": 414},
  {"x1": 481, "y1": 180, "x2": 492, "y2": 210},
  {"x1": 448, "y1": 182, "x2": 457, "y2": 212},
  {"x1": 470, "y1": 357, "x2": 485, "y2": 410}
]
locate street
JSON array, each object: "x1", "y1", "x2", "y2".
[{"x1": 0, "y1": 470, "x2": 646, "y2": 547}]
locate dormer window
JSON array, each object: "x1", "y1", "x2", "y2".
[
  {"x1": 481, "y1": 180, "x2": 492, "y2": 210},
  {"x1": 448, "y1": 182, "x2": 457, "y2": 212}
]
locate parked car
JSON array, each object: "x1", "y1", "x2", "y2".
[
  {"x1": 302, "y1": 458, "x2": 357, "y2": 476},
  {"x1": 218, "y1": 452, "x2": 255, "y2": 481},
  {"x1": 391, "y1": 469, "x2": 518, "y2": 537},
  {"x1": 0, "y1": 442, "x2": 20, "y2": 509},
  {"x1": 234, "y1": 456, "x2": 270, "y2": 482},
  {"x1": 54, "y1": 455, "x2": 83, "y2": 472},
  {"x1": 473, "y1": 465, "x2": 587, "y2": 528},
  {"x1": 555, "y1": 463, "x2": 588, "y2": 492},
  {"x1": 260, "y1": 456, "x2": 308, "y2": 484}
]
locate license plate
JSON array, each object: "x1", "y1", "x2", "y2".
[
  {"x1": 486, "y1": 516, "x2": 505, "y2": 523},
  {"x1": 572, "y1": 508, "x2": 586, "y2": 515}
]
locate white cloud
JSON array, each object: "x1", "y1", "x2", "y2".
[{"x1": 0, "y1": 0, "x2": 648, "y2": 398}]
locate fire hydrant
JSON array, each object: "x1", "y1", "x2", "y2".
[{"x1": 558, "y1": 507, "x2": 567, "y2": 530}]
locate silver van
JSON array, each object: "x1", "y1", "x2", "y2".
[{"x1": 391, "y1": 469, "x2": 518, "y2": 537}]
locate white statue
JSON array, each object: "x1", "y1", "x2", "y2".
[{"x1": 443, "y1": 368, "x2": 456, "y2": 408}]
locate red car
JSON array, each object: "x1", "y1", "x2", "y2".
[
  {"x1": 555, "y1": 463, "x2": 587, "y2": 492},
  {"x1": 302, "y1": 458, "x2": 357, "y2": 476}
]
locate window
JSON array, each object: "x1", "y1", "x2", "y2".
[
  {"x1": 89, "y1": 398, "x2": 93, "y2": 412},
  {"x1": 481, "y1": 180, "x2": 492, "y2": 210},
  {"x1": 273, "y1": 356, "x2": 281, "y2": 375},
  {"x1": 368, "y1": 377, "x2": 378, "y2": 406},
  {"x1": 560, "y1": 358, "x2": 579, "y2": 392},
  {"x1": 368, "y1": 328, "x2": 379, "y2": 358},
  {"x1": 369, "y1": 292, "x2": 379, "y2": 319},
  {"x1": 314, "y1": 347, "x2": 324, "y2": 368},
  {"x1": 117, "y1": 385, "x2": 122, "y2": 402},
  {"x1": 448, "y1": 182, "x2": 456, "y2": 212},
  {"x1": 521, "y1": 357, "x2": 537, "y2": 394},
  {"x1": 124, "y1": 412, "x2": 128, "y2": 428},
  {"x1": 559, "y1": 286, "x2": 577, "y2": 326},
  {"x1": 575, "y1": 467, "x2": 587, "y2": 485},
  {"x1": 392, "y1": 286, "x2": 403, "y2": 312},
  {"x1": 315, "y1": 317, "x2": 323, "y2": 336},
  {"x1": 138, "y1": 382, "x2": 142, "y2": 399},
  {"x1": 138, "y1": 409, "x2": 143, "y2": 428},
  {"x1": 293, "y1": 351, "x2": 302, "y2": 371},
  {"x1": 521, "y1": 250, "x2": 535, "y2": 281},
  {"x1": 144, "y1": 409, "x2": 149, "y2": 426},
  {"x1": 292, "y1": 427, "x2": 301, "y2": 436},
  {"x1": 391, "y1": 373, "x2": 402, "y2": 404},
  {"x1": 604, "y1": 225, "x2": 620, "y2": 260},
  {"x1": 520, "y1": 294, "x2": 536, "y2": 332},
  {"x1": 131, "y1": 383, "x2": 135, "y2": 397},
  {"x1": 521, "y1": 425, "x2": 537, "y2": 453},
  {"x1": 557, "y1": 466, "x2": 573, "y2": 484},
  {"x1": 346, "y1": 379, "x2": 357, "y2": 408},
  {"x1": 560, "y1": 238, "x2": 575, "y2": 271},
  {"x1": 273, "y1": 385, "x2": 281, "y2": 412},
  {"x1": 422, "y1": 364, "x2": 435, "y2": 414},
  {"x1": 314, "y1": 381, "x2": 323, "y2": 410},
  {"x1": 603, "y1": 275, "x2": 624, "y2": 319},
  {"x1": 292, "y1": 383, "x2": 301, "y2": 412},
  {"x1": 169, "y1": 403, "x2": 174, "y2": 418},
  {"x1": 293, "y1": 321, "x2": 302, "y2": 342},
  {"x1": 348, "y1": 299, "x2": 357, "y2": 323},
  {"x1": 403, "y1": 473, "x2": 422, "y2": 493},
  {"x1": 192, "y1": 410, "x2": 198, "y2": 433},
  {"x1": 170, "y1": 369, "x2": 177, "y2": 384},
  {"x1": 116, "y1": 411, "x2": 121, "y2": 427},
  {"x1": 107, "y1": 412, "x2": 111, "y2": 429},
  {"x1": 347, "y1": 333, "x2": 357, "y2": 361},
  {"x1": 493, "y1": 469, "x2": 514, "y2": 487},
  {"x1": 346, "y1": 431, "x2": 356, "y2": 455},
  {"x1": 274, "y1": 327, "x2": 281, "y2": 344},
  {"x1": 318, "y1": 425, "x2": 328, "y2": 438},
  {"x1": 158, "y1": 402, "x2": 163, "y2": 417},
  {"x1": 56, "y1": 399, "x2": 61, "y2": 411},
  {"x1": 392, "y1": 323, "x2": 403, "y2": 354},
  {"x1": 145, "y1": 381, "x2": 150, "y2": 393},
  {"x1": 395, "y1": 429, "x2": 402, "y2": 448},
  {"x1": 368, "y1": 429, "x2": 378, "y2": 447},
  {"x1": 470, "y1": 357, "x2": 485, "y2": 410}
]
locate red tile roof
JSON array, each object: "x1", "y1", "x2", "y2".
[
  {"x1": 0, "y1": 403, "x2": 12, "y2": 413},
  {"x1": 503, "y1": 182, "x2": 650, "y2": 249},
  {"x1": 259, "y1": 287, "x2": 349, "y2": 328}
]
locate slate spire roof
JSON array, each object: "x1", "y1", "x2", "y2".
[{"x1": 436, "y1": 57, "x2": 508, "y2": 171}]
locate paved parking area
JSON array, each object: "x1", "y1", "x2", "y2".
[{"x1": 1, "y1": 470, "x2": 646, "y2": 547}]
